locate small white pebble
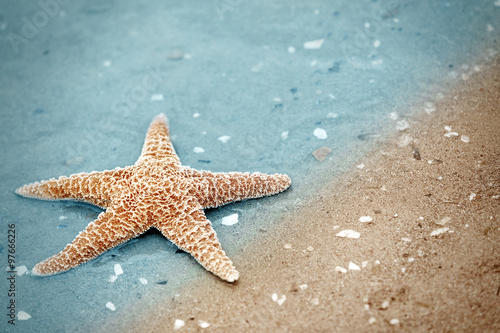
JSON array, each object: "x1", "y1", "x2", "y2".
[
  {"x1": 193, "y1": 113, "x2": 200, "y2": 118},
  {"x1": 311, "y1": 297, "x2": 320, "y2": 305},
  {"x1": 287, "y1": 46, "x2": 296, "y2": 53},
  {"x1": 444, "y1": 125, "x2": 452, "y2": 132},
  {"x1": 313, "y1": 128, "x2": 327, "y2": 140},
  {"x1": 361, "y1": 261, "x2": 368, "y2": 268},
  {"x1": 218, "y1": 135, "x2": 231, "y2": 143},
  {"x1": 299, "y1": 284, "x2": 308, "y2": 290},
  {"x1": 106, "y1": 302, "x2": 116, "y2": 311},
  {"x1": 139, "y1": 278, "x2": 148, "y2": 285},
  {"x1": 348, "y1": 262, "x2": 361, "y2": 270},
  {"x1": 408, "y1": 257, "x2": 415, "y2": 262},
  {"x1": 327, "y1": 112, "x2": 338, "y2": 118},
  {"x1": 303, "y1": 39, "x2": 325, "y2": 49},
  {"x1": 150, "y1": 94, "x2": 164, "y2": 101},
  {"x1": 364, "y1": 304, "x2": 370, "y2": 311},
  {"x1": 444, "y1": 132, "x2": 459, "y2": 138},
  {"x1": 401, "y1": 237, "x2": 411, "y2": 242},
  {"x1": 198, "y1": 320, "x2": 210, "y2": 328},
  {"x1": 284, "y1": 243, "x2": 292, "y2": 249},
  {"x1": 359, "y1": 216, "x2": 373, "y2": 223},
  {"x1": 17, "y1": 311, "x2": 31, "y2": 320},
  {"x1": 381, "y1": 300, "x2": 390, "y2": 309},
  {"x1": 59, "y1": 215, "x2": 67, "y2": 220},
  {"x1": 374, "y1": 260, "x2": 381, "y2": 265},
  {"x1": 108, "y1": 275, "x2": 118, "y2": 283},
  {"x1": 461, "y1": 135, "x2": 470, "y2": 143},
  {"x1": 272, "y1": 293, "x2": 278, "y2": 301},
  {"x1": 307, "y1": 246, "x2": 314, "y2": 252},
  {"x1": 369, "y1": 317, "x2": 376, "y2": 324},
  {"x1": 277, "y1": 295, "x2": 286, "y2": 306},
  {"x1": 221, "y1": 213, "x2": 238, "y2": 226},
  {"x1": 114, "y1": 264, "x2": 123, "y2": 276},
  {"x1": 174, "y1": 319, "x2": 185, "y2": 330},
  {"x1": 281, "y1": 131, "x2": 289, "y2": 140},
  {"x1": 430, "y1": 227, "x2": 450, "y2": 236},
  {"x1": 373, "y1": 40, "x2": 381, "y2": 48},
  {"x1": 335, "y1": 266, "x2": 347, "y2": 274},
  {"x1": 333, "y1": 225, "x2": 340, "y2": 230},
  {"x1": 390, "y1": 319, "x2": 400, "y2": 325},
  {"x1": 401, "y1": 267, "x2": 406, "y2": 273},
  {"x1": 357, "y1": 164, "x2": 365, "y2": 169},
  {"x1": 336, "y1": 230, "x2": 360, "y2": 238},
  {"x1": 193, "y1": 147, "x2": 205, "y2": 153},
  {"x1": 469, "y1": 193, "x2": 476, "y2": 201}
]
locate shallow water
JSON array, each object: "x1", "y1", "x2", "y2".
[{"x1": 0, "y1": 0, "x2": 498, "y2": 331}]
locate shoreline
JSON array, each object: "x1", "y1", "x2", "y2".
[{"x1": 104, "y1": 57, "x2": 499, "y2": 332}]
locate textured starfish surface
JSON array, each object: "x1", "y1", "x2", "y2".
[{"x1": 16, "y1": 114, "x2": 291, "y2": 282}]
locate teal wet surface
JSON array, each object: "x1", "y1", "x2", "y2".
[{"x1": 0, "y1": 0, "x2": 499, "y2": 331}]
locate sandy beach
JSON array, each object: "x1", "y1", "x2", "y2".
[{"x1": 101, "y1": 57, "x2": 500, "y2": 332}]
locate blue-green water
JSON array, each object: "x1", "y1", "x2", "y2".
[{"x1": 0, "y1": 0, "x2": 498, "y2": 331}]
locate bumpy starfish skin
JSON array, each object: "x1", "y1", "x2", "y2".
[{"x1": 16, "y1": 114, "x2": 291, "y2": 282}]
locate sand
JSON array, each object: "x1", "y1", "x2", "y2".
[{"x1": 105, "y1": 58, "x2": 499, "y2": 332}]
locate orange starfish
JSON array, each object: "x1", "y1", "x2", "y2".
[{"x1": 16, "y1": 114, "x2": 291, "y2": 282}]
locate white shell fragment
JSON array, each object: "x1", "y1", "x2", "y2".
[
  {"x1": 221, "y1": 213, "x2": 239, "y2": 226},
  {"x1": 174, "y1": 319, "x2": 185, "y2": 330},
  {"x1": 193, "y1": 147, "x2": 205, "y2": 153},
  {"x1": 199, "y1": 320, "x2": 210, "y2": 328},
  {"x1": 106, "y1": 302, "x2": 116, "y2": 311},
  {"x1": 336, "y1": 230, "x2": 360, "y2": 238},
  {"x1": 277, "y1": 295, "x2": 286, "y2": 306},
  {"x1": 139, "y1": 278, "x2": 148, "y2": 285},
  {"x1": 430, "y1": 227, "x2": 449, "y2": 236},
  {"x1": 299, "y1": 284, "x2": 308, "y2": 290},
  {"x1": 313, "y1": 128, "x2": 327, "y2": 140},
  {"x1": 108, "y1": 275, "x2": 118, "y2": 283},
  {"x1": 444, "y1": 132, "x2": 459, "y2": 138},
  {"x1": 436, "y1": 217, "x2": 451, "y2": 226},
  {"x1": 150, "y1": 94, "x2": 164, "y2": 101},
  {"x1": 218, "y1": 135, "x2": 231, "y2": 143},
  {"x1": 469, "y1": 193, "x2": 476, "y2": 201},
  {"x1": 359, "y1": 216, "x2": 373, "y2": 223},
  {"x1": 335, "y1": 266, "x2": 347, "y2": 273},
  {"x1": 16, "y1": 265, "x2": 28, "y2": 276},
  {"x1": 369, "y1": 317, "x2": 376, "y2": 324},
  {"x1": 17, "y1": 311, "x2": 31, "y2": 320},
  {"x1": 461, "y1": 135, "x2": 470, "y2": 143},
  {"x1": 114, "y1": 263, "x2": 123, "y2": 276},
  {"x1": 303, "y1": 39, "x2": 325, "y2": 49},
  {"x1": 390, "y1": 319, "x2": 400, "y2": 325},
  {"x1": 348, "y1": 262, "x2": 361, "y2": 270}
]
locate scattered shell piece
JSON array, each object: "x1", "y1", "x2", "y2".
[
  {"x1": 444, "y1": 125, "x2": 452, "y2": 132},
  {"x1": 139, "y1": 278, "x2": 148, "y2": 285},
  {"x1": 348, "y1": 262, "x2": 361, "y2": 270},
  {"x1": 312, "y1": 147, "x2": 332, "y2": 161},
  {"x1": 327, "y1": 112, "x2": 338, "y2": 118},
  {"x1": 284, "y1": 243, "x2": 292, "y2": 249},
  {"x1": 401, "y1": 267, "x2": 406, "y2": 273},
  {"x1": 277, "y1": 295, "x2": 286, "y2": 306},
  {"x1": 357, "y1": 164, "x2": 365, "y2": 169},
  {"x1": 16, "y1": 265, "x2": 28, "y2": 276},
  {"x1": 311, "y1": 297, "x2": 320, "y2": 305},
  {"x1": 299, "y1": 284, "x2": 308, "y2": 290},
  {"x1": 461, "y1": 135, "x2": 470, "y2": 143},
  {"x1": 17, "y1": 311, "x2": 31, "y2": 320},
  {"x1": 306, "y1": 246, "x2": 314, "y2": 252},
  {"x1": 114, "y1": 263, "x2": 123, "y2": 276},
  {"x1": 174, "y1": 319, "x2": 185, "y2": 330},
  {"x1": 151, "y1": 94, "x2": 164, "y2": 101},
  {"x1": 374, "y1": 260, "x2": 381, "y2": 265},
  {"x1": 408, "y1": 257, "x2": 415, "y2": 262},
  {"x1": 106, "y1": 302, "x2": 116, "y2": 311},
  {"x1": 108, "y1": 275, "x2": 118, "y2": 283},
  {"x1": 374, "y1": 40, "x2": 381, "y2": 48},
  {"x1": 469, "y1": 193, "x2": 476, "y2": 201},
  {"x1": 199, "y1": 320, "x2": 210, "y2": 328},
  {"x1": 333, "y1": 225, "x2": 340, "y2": 230},
  {"x1": 389, "y1": 112, "x2": 399, "y2": 120},
  {"x1": 430, "y1": 227, "x2": 449, "y2": 236},
  {"x1": 361, "y1": 261, "x2": 368, "y2": 268},
  {"x1": 167, "y1": 49, "x2": 184, "y2": 60},
  {"x1": 401, "y1": 237, "x2": 411, "y2": 242},
  {"x1": 272, "y1": 293, "x2": 278, "y2": 301},
  {"x1": 313, "y1": 128, "x2": 327, "y2": 140},
  {"x1": 359, "y1": 216, "x2": 373, "y2": 223},
  {"x1": 281, "y1": 131, "x2": 289, "y2": 140},
  {"x1": 390, "y1": 319, "x2": 400, "y2": 325},
  {"x1": 193, "y1": 147, "x2": 205, "y2": 153},
  {"x1": 369, "y1": 317, "x2": 376, "y2": 324},
  {"x1": 59, "y1": 216, "x2": 68, "y2": 220},
  {"x1": 303, "y1": 39, "x2": 325, "y2": 49},
  {"x1": 221, "y1": 213, "x2": 239, "y2": 226},
  {"x1": 193, "y1": 113, "x2": 200, "y2": 118},
  {"x1": 336, "y1": 230, "x2": 360, "y2": 239},
  {"x1": 218, "y1": 135, "x2": 231, "y2": 143},
  {"x1": 335, "y1": 266, "x2": 347, "y2": 274},
  {"x1": 444, "y1": 132, "x2": 459, "y2": 138},
  {"x1": 381, "y1": 300, "x2": 390, "y2": 309},
  {"x1": 436, "y1": 217, "x2": 451, "y2": 226}
]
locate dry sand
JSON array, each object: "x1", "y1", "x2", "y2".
[{"x1": 107, "y1": 58, "x2": 499, "y2": 332}]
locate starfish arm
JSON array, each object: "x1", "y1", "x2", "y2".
[
  {"x1": 32, "y1": 203, "x2": 150, "y2": 276},
  {"x1": 153, "y1": 202, "x2": 239, "y2": 282},
  {"x1": 136, "y1": 113, "x2": 180, "y2": 167},
  {"x1": 15, "y1": 168, "x2": 128, "y2": 209},
  {"x1": 182, "y1": 168, "x2": 291, "y2": 208}
]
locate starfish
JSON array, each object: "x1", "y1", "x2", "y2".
[{"x1": 15, "y1": 114, "x2": 291, "y2": 282}]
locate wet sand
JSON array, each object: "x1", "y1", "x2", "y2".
[{"x1": 105, "y1": 58, "x2": 499, "y2": 332}]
